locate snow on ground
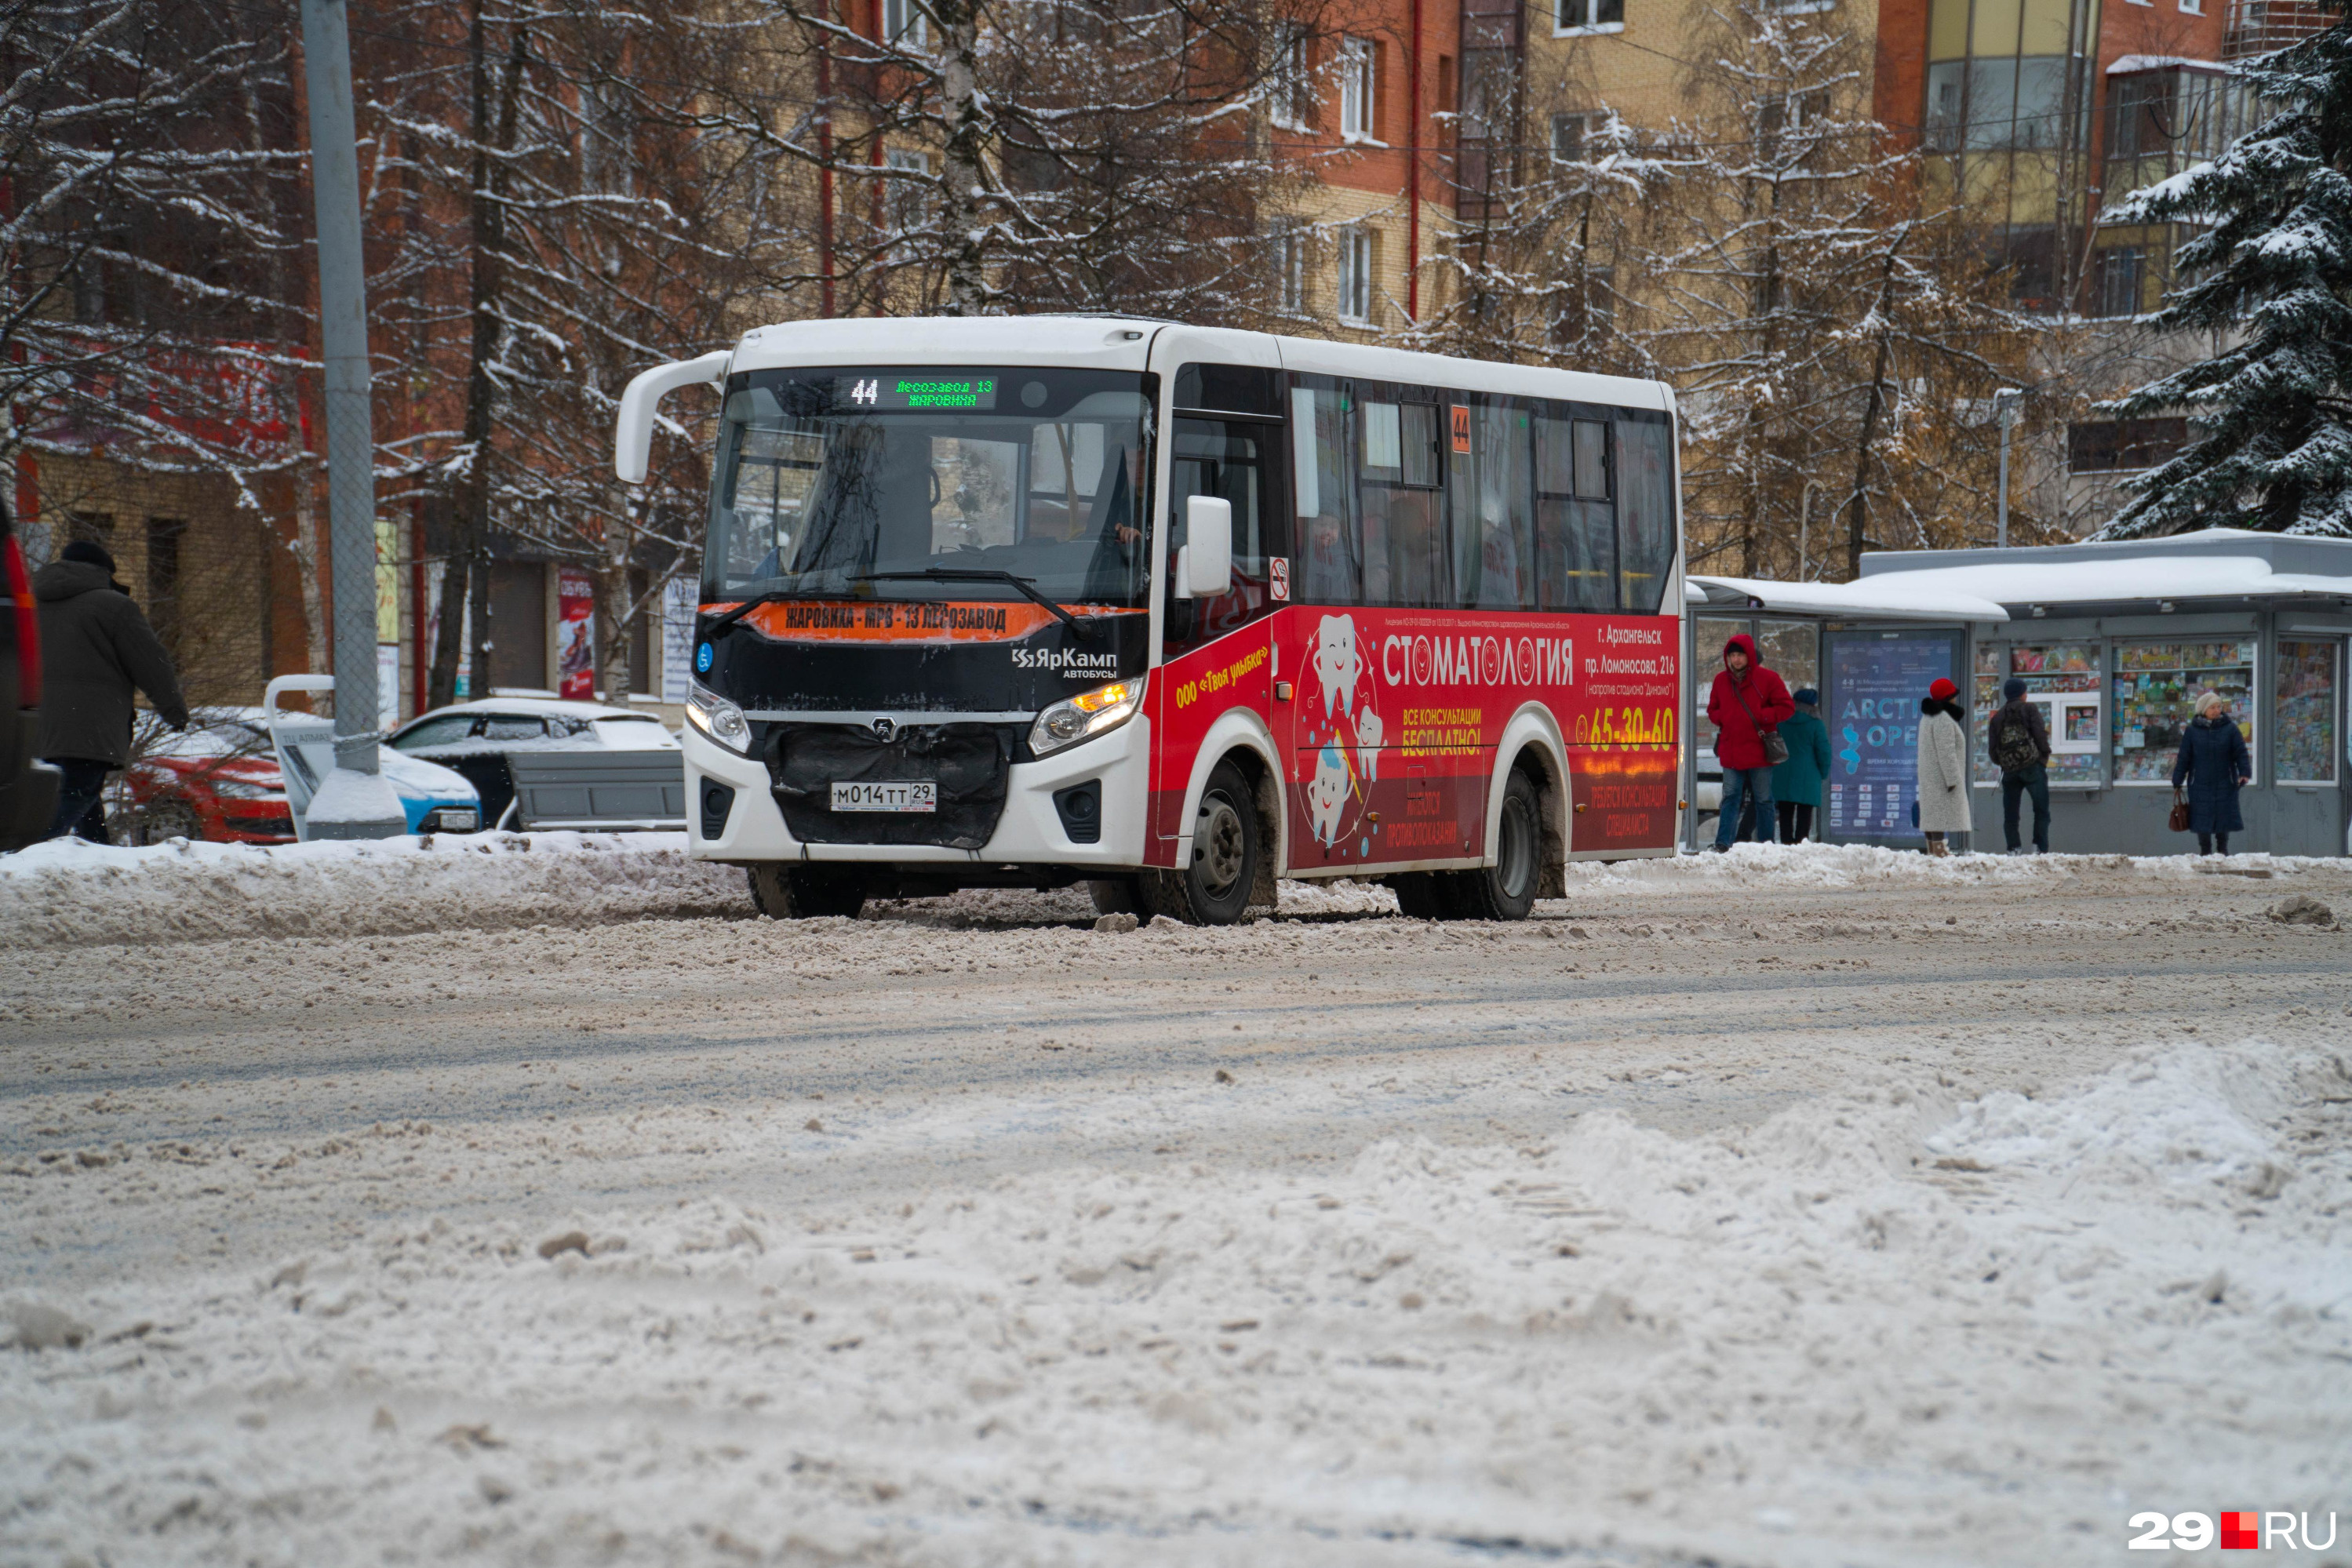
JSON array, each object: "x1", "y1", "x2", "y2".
[
  {"x1": 5, "y1": 832, "x2": 2339, "y2": 951},
  {"x1": 5, "y1": 841, "x2": 2350, "y2": 1563},
  {"x1": 4, "y1": 1037, "x2": 2348, "y2": 1566}
]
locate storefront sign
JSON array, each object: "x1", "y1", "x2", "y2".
[
  {"x1": 1825, "y1": 629, "x2": 1959, "y2": 842},
  {"x1": 557, "y1": 567, "x2": 596, "y2": 700}
]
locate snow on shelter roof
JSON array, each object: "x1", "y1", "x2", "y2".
[
  {"x1": 1856, "y1": 529, "x2": 2352, "y2": 610},
  {"x1": 1687, "y1": 574, "x2": 2011, "y2": 623}
]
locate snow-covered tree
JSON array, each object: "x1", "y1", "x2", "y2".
[
  {"x1": 696, "y1": 0, "x2": 1323, "y2": 322},
  {"x1": 2093, "y1": 15, "x2": 2352, "y2": 540},
  {"x1": 364, "y1": 0, "x2": 800, "y2": 706},
  {"x1": 0, "y1": 1, "x2": 323, "y2": 657}
]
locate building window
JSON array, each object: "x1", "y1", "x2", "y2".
[
  {"x1": 2091, "y1": 247, "x2": 2146, "y2": 318},
  {"x1": 1336, "y1": 227, "x2": 1374, "y2": 323},
  {"x1": 1759, "y1": 89, "x2": 1831, "y2": 166},
  {"x1": 1278, "y1": 227, "x2": 1309, "y2": 313},
  {"x1": 1270, "y1": 22, "x2": 1309, "y2": 129},
  {"x1": 145, "y1": 516, "x2": 186, "y2": 657},
  {"x1": 1552, "y1": 111, "x2": 1601, "y2": 162},
  {"x1": 2066, "y1": 417, "x2": 2187, "y2": 473},
  {"x1": 882, "y1": 0, "x2": 927, "y2": 47},
  {"x1": 1338, "y1": 37, "x2": 1376, "y2": 140},
  {"x1": 1556, "y1": 0, "x2": 1625, "y2": 33},
  {"x1": 884, "y1": 148, "x2": 930, "y2": 262}
]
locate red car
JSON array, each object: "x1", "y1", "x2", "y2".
[{"x1": 118, "y1": 711, "x2": 294, "y2": 845}]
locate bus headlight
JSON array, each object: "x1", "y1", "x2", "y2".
[
  {"x1": 1030, "y1": 677, "x2": 1144, "y2": 758},
  {"x1": 685, "y1": 683, "x2": 752, "y2": 755}
]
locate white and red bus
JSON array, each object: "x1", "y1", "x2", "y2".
[{"x1": 615, "y1": 317, "x2": 1683, "y2": 924}]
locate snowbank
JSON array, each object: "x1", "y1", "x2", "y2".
[
  {"x1": 3, "y1": 831, "x2": 2334, "y2": 951},
  {"x1": 0, "y1": 831, "x2": 749, "y2": 949}
]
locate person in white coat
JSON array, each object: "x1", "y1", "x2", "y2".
[{"x1": 1914, "y1": 676, "x2": 1972, "y2": 856}]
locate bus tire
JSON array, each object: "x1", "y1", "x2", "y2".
[
  {"x1": 1138, "y1": 759, "x2": 1259, "y2": 925},
  {"x1": 748, "y1": 864, "x2": 868, "y2": 919},
  {"x1": 1442, "y1": 769, "x2": 1542, "y2": 922},
  {"x1": 1087, "y1": 877, "x2": 1141, "y2": 916},
  {"x1": 1388, "y1": 871, "x2": 1455, "y2": 920}
]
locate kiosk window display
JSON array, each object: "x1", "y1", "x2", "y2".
[
  {"x1": 2113, "y1": 639, "x2": 2257, "y2": 783},
  {"x1": 2274, "y1": 639, "x2": 2339, "y2": 783},
  {"x1": 1993, "y1": 643, "x2": 2104, "y2": 786}
]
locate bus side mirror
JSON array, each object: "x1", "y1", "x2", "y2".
[
  {"x1": 1179, "y1": 496, "x2": 1232, "y2": 600},
  {"x1": 613, "y1": 350, "x2": 732, "y2": 484}
]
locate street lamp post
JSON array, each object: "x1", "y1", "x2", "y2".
[{"x1": 297, "y1": 0, "x2": 405, "y2": 839}]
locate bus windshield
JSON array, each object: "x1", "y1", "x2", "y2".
[{"x1": 705, "y1": 366, "x2": 1153, "y2": 609}]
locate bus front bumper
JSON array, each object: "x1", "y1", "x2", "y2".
[{"x1": 681, "y1": 715, "x2": 1152, "y2": 869}]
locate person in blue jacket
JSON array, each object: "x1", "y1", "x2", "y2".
[
  {"x1": 1771, "y1": 687, "x2": 1832, "y2": 843},
  {"x1": 2172, "y1": 689, "x2": 2252, "y2": 856}
]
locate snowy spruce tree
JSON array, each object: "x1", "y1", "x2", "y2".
[{"x1": 2095, "y1": 16, "x2": 2352, "y2": 539}]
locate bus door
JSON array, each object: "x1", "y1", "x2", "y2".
[{"x1": 1160, "y1": 409, "x2": 1283, "y2": 840}]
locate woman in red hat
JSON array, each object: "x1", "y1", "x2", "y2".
[{"x1": 1915, "y1": 675, "x2": 1972, "y2": 855}]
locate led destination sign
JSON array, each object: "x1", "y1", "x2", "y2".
[{"x1": 835, "y1": 375, "x2": 999, "y2": 410}]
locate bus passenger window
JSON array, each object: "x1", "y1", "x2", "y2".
[
  {"x1": 1456, "y1": 400, "x2": 1532, "y2": 610},
  {"x1": 1359, "y1": 396, "x2": 1444, "y2": 607},
  {"x1": 1615, "y1": 417, "x2": 1677, "y2": 615},
  {"x1": 1293, "y1": 383, "x2": 1359, "y2": 603},
  {"x1": 1535, "y1": 410, "x2": 1616, "y2": 611}
]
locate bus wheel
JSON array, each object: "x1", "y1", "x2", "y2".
[
  {"x1": 1444, "y1": 770, "x2": 1541, "y2": 922},
  {"x1": 1087, "y1": 877, "x2": 1141, "y2": 916},
  {"x1": 1388, "y1": 872, "x2": 1455, "y2": 920},
  {"x1": 748, "y1": 864, "x2": 868, "y2": 919},
  {"x1": 1140, "y1": 760, "x2": 1258, "y2": 925}
]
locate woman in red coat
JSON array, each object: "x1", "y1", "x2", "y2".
[{"x1": 1707, "y1": 632, "x2": 1795, "y2": 851}]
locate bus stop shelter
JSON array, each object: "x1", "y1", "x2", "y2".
[
  {"x1": 1855, "y1": 530, "x2": 2352, "y2": 857},
  {"x1": 1682, "y1": 530, "x2": 2352, "y2": 857},
  {"x1": 1681, "y1": 574, "x2": 2009, "y2": 851}
]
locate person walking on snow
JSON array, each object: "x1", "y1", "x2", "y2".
[
  {"x1": 1771, "y1": 686, "x2": 1831, "y2": 843},
  {"x1": 2172, "y1": 689, "x2": 2252, "y2": 856},
  {"x1": 34, "y1": 540, "x2": 188, "y2": 842},
  {"x1": 1915, "y1": 676, "x2": 1972, "y2": 857},
  {"x1": 1706, "y1": 633, "x2": 1794, "y2": 850},
  {"x1": 1987, "y1": 676, "x2": 2052, "y2": 854}
]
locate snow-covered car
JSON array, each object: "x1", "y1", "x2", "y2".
[
  {"x1": 123, "y1": 706, "x2": 483, "y2": 844},
  {"x1": 385, "y1": 697, "x2": 679, "y2": 830}
]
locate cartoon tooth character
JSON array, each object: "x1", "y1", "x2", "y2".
[
  {"x1": 1308, "y1": 744, "x2": 1351, "y2": 848},
  {"x1": 1354, "y1": 705, "x2": 1383, "y2": 782},
  {"x1": 1313, "y1": 613, "x2": 1361, "y2": 721}
]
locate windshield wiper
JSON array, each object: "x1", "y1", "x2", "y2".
[
  {"x1": 702, "y1": 586, "x2": 829, "y2": 639},
  {"x1": 854, "y1": 569, "x2": 1098, "y2": 642}
]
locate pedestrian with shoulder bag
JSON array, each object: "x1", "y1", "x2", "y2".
[{"x1": 1705, "y1": 633, "x2": 1796, "y2": 850}]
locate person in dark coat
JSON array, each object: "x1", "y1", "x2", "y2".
[
  {"x1": 1986, "y1": 676, "x2": 2053, "y2": 854},
  {"x1": 1706, "y1": 632, "x2": 1795, "y2": 850},
  {"x1": 1771, "y1": 687, "x2": 1831, "y2": 843},
  {"x1": 34, "y1": 540, "x2": 188, "y2": 842},
  {"x1": 2172, "y1": 690, "x2": 2251, "y2": 856}
]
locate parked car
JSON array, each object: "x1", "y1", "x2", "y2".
[
  {"x1": 120, "y1": 709, "x2": 296, "y2": 845},
  {"x1": 118, "y1": 704, "x2": 482, "y2": 844},
  {"x1": 0, "y1": 498, "x2": 60, "y2": 849},
  {"x1": 385, "y1": 697, "x2": 679, "y2": 829}
]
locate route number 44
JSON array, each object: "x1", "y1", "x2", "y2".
[{"x1": 849, "y1": 378, "x2": 879, "y2": 405}]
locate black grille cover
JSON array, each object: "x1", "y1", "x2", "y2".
[{"x1": 766, "y1": 722, "x2": 1014, "y2": 849}]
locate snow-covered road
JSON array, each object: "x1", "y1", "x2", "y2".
[{"x1": 5, "y1": 844, "x2": 2350, "y2": 1566}]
